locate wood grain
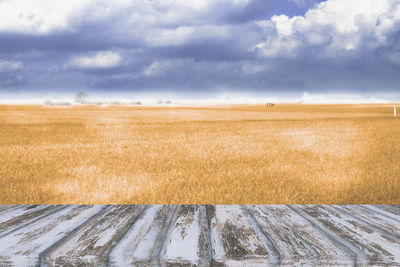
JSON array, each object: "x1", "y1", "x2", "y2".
[{"x1": 0, "y1": 205, "x2": 398, "y2": 266}]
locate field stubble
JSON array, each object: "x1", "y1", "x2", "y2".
[{"x1": 0, "y1": 104, "x2": 399, "y2": 204}]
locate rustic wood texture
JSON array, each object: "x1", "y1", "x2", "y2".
[{"x1": 0, "y1": 205, "x2": 399, "y2": 266}]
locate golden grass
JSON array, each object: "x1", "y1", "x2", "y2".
[{"x1": 0, "y1": 104, "x2": 399, "y2": 204}]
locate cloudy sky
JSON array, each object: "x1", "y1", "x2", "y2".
[{"x1": 0, "y1": 0, "x2": 400, "y2": 102}]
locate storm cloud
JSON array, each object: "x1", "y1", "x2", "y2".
[{"x1": 0, "y1": 0, "x2": 399, "y2": 100}]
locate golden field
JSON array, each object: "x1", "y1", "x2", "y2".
[{"x1": 0, "y1": 104, "x2": 399, "y2": 204}]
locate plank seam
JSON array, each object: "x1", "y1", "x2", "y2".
[
  {"x1": 37, "y1": 205, "x2": 111, "y2": 267},
  {"x1": 154, "y1": 205, "x2": 178, "y2": 266},
  {"x1": 0, "y1": 205, "x2": 22, "y2": 215},
  {"x1": 241, "y1": 205, "x2": 281, "y2": 266},
  {"x1": 331, "y1": 205, "x2": 400, "y2": 241},
  {"x1": 106, "y1": 205, "x2": 148, "y2": 267},
  {"x1": 205, "y1": 205, "x2": 214, "y2": 267},
  {"x1": 361, "y1": 205, "x2": 400, "y2": 221},
  {"x1": 287, "y1": 205, "x2": 360, "y2": 267},
  {"x1": 0, "y1": 205, "x2": 69, "y2": 240}
]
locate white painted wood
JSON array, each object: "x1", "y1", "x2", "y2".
[
  {"x1": 42, "y1": 205, "x2": 144, "y2": 267},
  {"x1": 0, "y1": 205, "x2": 104, "y2": 266},
  {"x1": 160, "y1": 205, "x2": 210, "y2": 266},
  {"x1": 0, "y1": 204, "x2": 399, "y2": 266},
  {"x1": 248, "y1": 205, "x2": 354, "y2": 265},
  {"x1": 208, "y1": 205, "x2": 278, "y2": 265},
  {"x1": 108, "y1": 205, "x2": 177, "y2": 266},
  {"x1": 298, "y1": 205, "x2": 400, "y2": 265}
]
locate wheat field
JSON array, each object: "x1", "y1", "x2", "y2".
[{"x1": 0, "y1": 104, "x2": 399, "y2": 204}]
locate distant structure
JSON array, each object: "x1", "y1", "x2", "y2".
[
  {"x1": 165, "y1": 99, "x2": 172, "y2": 104},
  {"x1": 266, "y1": 103, "x2": 275, "y2": 107},
  {"x1": 395, "y1": 105, "x2": 397, "y2": 117},
  {"x1": 43, "y1": 97, "x2": 71, "y2": 106},
  {"x1": 157, "y1": 99, "x2": 163, "y2": 104},
  {"x1": 74, "y1": 91, "x2": 89, "y2": 104}
]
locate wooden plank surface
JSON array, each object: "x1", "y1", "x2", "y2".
[
  {"x1": 247, "y1": 205, "x2": 354, "y2": 265},
  {"x1": 208, "y1": 205, "x2": 279, "y2": 265},
  {"x1": 292, "y1": 205, "x2": 400, "y2": 265},
  {"x1": 0, "y1": 205, "x2": 398, "y2": 266},
  {"x1": 0, "y1": 205, "x2": 104, "y2": 266},
  {"x1": 109, "y1": 205, "x2": 177, "y2": 266}
]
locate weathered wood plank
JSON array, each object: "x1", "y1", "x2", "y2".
[
  {"x1": 0, "y1": 205, "x2": 65, "y2": 238},
  {"x1": 0, "y1": 205, "x2": 19, "y2": 214},
  {"x1": 208, "y1": 205, "x2": 279, "y2": 266},
  {"x1": 296, "y1": 205, "x2": 400, "y2": 265},
  {"x1": 0, "y1": 204, "x2": 399, "y2": 266},
  {"x1": 0, "y1": 205, "x2": 104, "y2": 266},
  {"x1": 160, "y1": 205, "x2": 211, "y2": 266},
  {"x1": 370, "y1": 205, "x2": 400, "y2": 217},
  {"x1": 108, "y1": 205, "x2": 177, "y2": 266},
  {"x1": 41, "y1": 205, "x2": 145, "y2": 267},
  {"x1": 247, "y1": 205, "x2": 354, "y2": 265},
  {"x1": 334, "y1": 205, "x2": 400, "y2": 238}
]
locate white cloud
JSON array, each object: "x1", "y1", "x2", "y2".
[
  {"x1": 68, "y1": 51, "x2": 122, "y2": 69},
  {"x1": 0, "y1": 0, "x2": 254, "y2": 35},
  {"x1": 0, "y1": 0, "x2": 89, "y2": 34},
  {"x1": 0, "y1": 0, "x2": 131, "y2": 34},
  {"x1": 0, "y1": 60, "x2": 23, "y2": 72},
  {"x1": 144, "y1": 25, "x2": 230, "y2": 47},
  {"x1": 255, "y1": 0, "x2": 400, "y2": 57},
  {"x1": 127, "y1": 0, "x2": 252, "y2": 27}
]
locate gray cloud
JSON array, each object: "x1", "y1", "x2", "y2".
[{"x1": 0, "y1": 0, "x2": 399, "y2": 100}]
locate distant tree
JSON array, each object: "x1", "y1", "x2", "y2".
[
  {"x1": 43, "y1": 97, "x2": 53, "y2": 105},
  {"x1": 74, "y1": 91, "x2": 89, "y2": 104}
]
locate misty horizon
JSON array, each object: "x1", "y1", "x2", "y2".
[{"x1": 1, "y1": 91, "x2": 399, "y2": 105}]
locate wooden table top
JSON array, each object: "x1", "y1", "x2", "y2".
[{"x1": 0, "y1": 205, "x2": 399, "y2": 266}]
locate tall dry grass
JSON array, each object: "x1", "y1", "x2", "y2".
[{"x1": 0, "y1": 104, "x2": 399, "y2": 204}]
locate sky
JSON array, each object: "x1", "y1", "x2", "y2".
[{"x1": 0, "y1": 0, "x2": 399, "y2": 103}]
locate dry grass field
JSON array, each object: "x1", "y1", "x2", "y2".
[{"x1": 0, "y1": 104, "x2": 399, "y2": 204}]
